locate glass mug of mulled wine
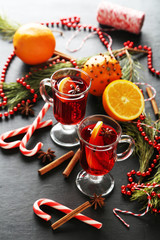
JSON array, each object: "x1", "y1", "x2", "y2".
[
  {"x1": 40, "y1": 68, "x2": 91, "y2": 147},
  {"x1": 76, "y1": 115, "x2": 135, "y2": 197}
]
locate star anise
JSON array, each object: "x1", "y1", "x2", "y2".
[
  {"x1": 90, "y1": 193, "x2": 105, "y2": 210},
  {"x1": 69, "y1": 84, "x2": 80, "y2": 94},
  {"x1": 37, "y1": 148, "x2": 56, "y2": 163},
  {"x1": 19, "y1": 102, "x2": 34, "y2": 116},
  {"x1": 100, "y1": 127, "x2": 117, "y2": 144}
]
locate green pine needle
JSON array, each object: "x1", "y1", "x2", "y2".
[{"x1": 0, "y1": 14, "x2": 20, "y2": 40}]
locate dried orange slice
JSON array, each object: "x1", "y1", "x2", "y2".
[
  {"x1": 58, "y1": 77, "x2": 76, "y2": 94},
  {"x1": 102, "y1": 80, "x2": 144, "y2": 121}
]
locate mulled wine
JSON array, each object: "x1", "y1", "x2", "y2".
[
  {"x1": 80, "y1": 123, "x2": 118, "y2": 176},
  {"x1": 52, "y1": 76, "x2": 88, "y2": 125}
]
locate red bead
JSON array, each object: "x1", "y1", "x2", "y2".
[
  {"x1": 151, "y1": 191, "x2": 156, "y2": 197},
  {"x1": 32, "y1": 98, "x2": 37, "y2": 103},
  {"x1": 148, "y1": 140, "x2": 153, "y2": 145},
  {"x1": 34, "y1": 94, "x2": 38, "y2": 98},
  {"x1": 153, "y1": 159, "x2": 157, "y2": 164},
  {"x1": 144, "y1": 136, "x2": 149, "y2": 141},
  {"x1": 127, "y1": 172, "x2": 131, "y2": 177},
  {"x1": 141, "y1": 172, "x2": 146, "y2": 177},
  {"x1": 4, "y1": 112, "x2": 9, "y2": 117},
  {"x1": 151, "y1": 68, "x2": 155, "y2": 73},
  {"x1": 138, "y1": 45, "x2": 142, "y2": 49},
  {"x1": 13, "y1": 107, "x2": 18, "y2": 112},
  {"x1": 127, "y1": 190, "x2": 132, "y2": 196},
  {"x1": 21, "y1": 100, "x2": 25, "y2": 104},
  {"x1": 148, "y1": 167, "x2": 152, "y2": 172},
  {"x1": 136, "y1": 171, "x2": 141, "y2": 176},
  {"x1": 157, "y1": 193, "x2": 160, "y2": 198},
  {"x1": 30, "y1": 89, "x2": 35, "y2": 94},
  {"x1": 143, "y1": 45, "x2": 148, "y2": 50},
  {"x1": 131, "y1": 170, "x2": 136, "y2": 175},
  {"x1": 22, "y1": 82, "x2": 26, "y2": 87},
  {"x1": 121, "y1": 189, "x2": 127, "y2": 194},
  {"x1": 146, "y1": 171, "x2": 150, "y2": 176},
  {"x1": 27, "y1": 99, "x2": 31, "y2": 103},
  {"x1": 141, "y1": 131, "x2": 146, "y2": 136},
  {"x1": 151, "y1": 163, "x2": 155, "y2": 168},
  {"x1": 26, "y1": 85, "x2": 31, "y2": 89},
  {"x1": 9, "y1": 110, "x2": 14, "y2": 115},
  {"x1": 17, "y1": 103, "x2": 21, "y2": 108},
  {"x1": 128, "y1": 177, "x2": 133, "y2": 182}
]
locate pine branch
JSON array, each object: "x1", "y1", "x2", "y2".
[{"x1": 0, "y1": 14, "x2": 20, "y2": 40}]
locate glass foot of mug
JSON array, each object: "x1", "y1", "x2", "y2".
[
  {"x1": 50, "y1": 122, "x2": 80, "y2": 147},
  {"x1": 76, "y1": 170, "x2": 114, "y2": 197}
]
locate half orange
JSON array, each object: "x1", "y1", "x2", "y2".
[{"x1": 102, "y1": 80, "x2": 144, "y2": 121}]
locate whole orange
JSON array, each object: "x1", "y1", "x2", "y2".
[{"x1": 13, "y1": 23, "x2": 56, "y2": 65}]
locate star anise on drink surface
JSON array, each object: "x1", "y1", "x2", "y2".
[
  {"x1": 69, "y1": 84, "x2": 80, "y2": 94},
  {"x1": 100, "y1": 127, "x2": 116, "y2": 143},
  {"x1": 37, "y1": 148, "x2": 56, "y2": 163},
  {"x1": 19, "y1": 102, "x2": 34, "y2": 116},
  {"x1": 90, "y1": 193, "x2": 105, "y2": 210}
]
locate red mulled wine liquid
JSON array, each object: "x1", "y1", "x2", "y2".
[
  {"x1": 80, "y1": 123, "x2": 118, "y2": 176},
  {"x1": 52, "y1": 76, "x2": 89, "y2": 125}
]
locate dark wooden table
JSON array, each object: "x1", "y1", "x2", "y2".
[{"x1": 0, "y1": 0, "x2": 160, "y2": 239}]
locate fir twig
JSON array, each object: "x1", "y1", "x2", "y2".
[
  {"x1": 0, "y1": 14, "x2": 20, "y2": 40},
  {"x1": 2, "y1": 58, "x2": 88, "y2": 110}
]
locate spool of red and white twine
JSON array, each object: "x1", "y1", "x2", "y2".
[
  {"x1": 19, "y1": 102, "x2": 51, "y2": 156},
  {"x1": 97, "y1": 1, "x2": 145, "y2": 34},
  {"x1": 0, "y1": 120, "x2": 52, "y2": 149},
  {"x1": 113, "y1": 183, "x2": 160, "y2": 228},
  {"x1": 33, "y1": 198, "x2": 102, "y2": 229}
]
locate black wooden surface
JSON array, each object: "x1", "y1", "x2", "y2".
[{"x1": 0, "y1": 0, "x2": 160, "y2": 239}]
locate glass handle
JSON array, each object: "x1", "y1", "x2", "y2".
[
  {"x1": 116, "y1": 135, "x2": 135, "y2": 162},
  {"x1": 40, "y1": 78, "x2": 53, "y2": 106}
]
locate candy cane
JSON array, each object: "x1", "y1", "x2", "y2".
[
  {"x1": 19, "y1": 103, "x2": 51, "y2": 156},
  {"x1": 33, "y1": 198, "x2": 102, "y2": 229},
  {"x1": 113, "y1": 184, "x2": 160, "y2": 228},
  {"x1": 0, "y1": 120, "x2": 53, "y2": 149}
]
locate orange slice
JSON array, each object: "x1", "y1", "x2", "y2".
[
  {"x1": 58, "y1": 77, "x2": 76, "y2": 94},
  {"x1": 89, "y1": 121, "x2": 103, "y2": 145},
  {"x1": 102, "y1": 80, "x2": 145, "y2": 121},
  {"x1": 86, "y1": 121, "x2": 103, "y2": 170}
]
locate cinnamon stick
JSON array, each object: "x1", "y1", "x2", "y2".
[
  {"x1": 146, "y1": 87, "x2": 159, "y2": 118},
  {"x1": 38, "y1": 151, "x2": 74, "y2": 175},
  {"x1": 63, "y1": 148, "x2": 81, "y2": 178},
  {"x1": 51, "y1": 201, "x2": 92, "y2": 230},
  {"x1": 54, "y1": 50, "x2": 75, "y2": 61}
]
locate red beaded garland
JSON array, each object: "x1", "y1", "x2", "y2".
[{"x1": 121, "y1": 113, "x2": 160, "y2": 213}]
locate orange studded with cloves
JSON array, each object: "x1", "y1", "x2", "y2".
[{"x1": 82, "y1": 54, "x2": 122, "y2": 96}]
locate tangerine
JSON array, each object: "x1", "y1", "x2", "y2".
[{"x1": 13, "y1": 23, "x2": 56, "y2": 65}]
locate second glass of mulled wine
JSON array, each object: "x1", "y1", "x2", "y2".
[
  {"x1": 76, "y1": 115, "x2": 135, "y2": 197},
  {"x1": 40, "y1": 68, "x2": 91, "y2": 147}
]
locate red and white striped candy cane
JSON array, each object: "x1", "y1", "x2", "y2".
[
  {"x1": 113, "y1": 184, "x2": 159, "y2": 228},
  {"x1": 19, "y1": 103, "x2": 51, "y2": 156},
  {"x1": 0, "y1": 120, "x2": 53, "y2": 149},
  {"x1": 33, "y1": 198, "x2": 102, "y2": 229}
]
